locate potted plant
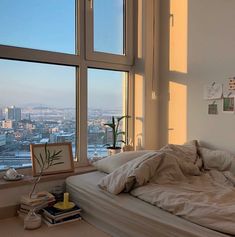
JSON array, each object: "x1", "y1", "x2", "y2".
[{"x1": 104, "y1": 115, "x2": 130, "y2": 156}]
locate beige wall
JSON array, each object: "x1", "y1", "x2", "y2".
[
  {"x1": 159, "y1": 0, "x2": 235, "y2": 152},
  {"x1": 0, "y1": 179, "x2": 65, "y2": 208}
]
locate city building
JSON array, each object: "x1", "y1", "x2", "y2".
[
  {"x1": 0, "y1": 134, "x2": 6, "y2": 147},
  {"x1": 2, "y1": 120, "x2": 15, "y2": 129},
  {"x1": 50, "y1": 132, "x2": 75, "y2": 143},
  {"x1": 0, "y1": 108, "x2": 3, "y2": 120},
  {"x1": 5, "y1": 106, "x2": 21, "y2": 121}
]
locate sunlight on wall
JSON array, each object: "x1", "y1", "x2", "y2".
[
  {"x1": 134, "y1": 74, "x2": 144, "y2": 149},
  {"x1": 169, "y1": 0, "x2": 188, "y2": 73},
  {"x1": 168, "y1": 81, "x2": 187, "y2": 144}
]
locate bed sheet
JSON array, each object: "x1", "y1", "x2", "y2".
[{"x1": 66, "y1": 171, "x2": 230, "y2": 237}]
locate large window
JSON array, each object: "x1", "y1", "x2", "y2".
[
  {"x1": 87, "y1": 68, "x2": 127, "y2": 159},
  {"x1": 0, "y1": 59, "x2": 76, "y2": 169},
  {"x1": 0, "y1": 0, "x2": 76, "y2": 54},
  {"x1": 0, "y1": 0, "x2": 133, "y2": 170}
]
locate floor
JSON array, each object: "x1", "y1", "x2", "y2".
[{"x1": 0, "y1": 217, "x2": 111, "y2": 237}]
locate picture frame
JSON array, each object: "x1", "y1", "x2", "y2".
[
  {"x1": 30, "y1": 142, "x2": 74, "y2": 176},
  {"x1": 222, "y1": 97, "x2": 235, "y2": 113},
  {"x1": 208, "y1": 103, "x2": 218, "y2": 115}
]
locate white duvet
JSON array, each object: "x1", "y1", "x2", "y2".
[{"x1": 99, "y1": 143, "x2": 235, "y2": 235}]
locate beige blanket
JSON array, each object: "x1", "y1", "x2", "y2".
[{"x1": 99, "y1": 144, "x2": 235, "y2": 235}]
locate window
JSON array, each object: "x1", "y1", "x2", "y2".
[
  {"x1": 87, "y1": 68, "x2": 128, "y2": 159},
  {"x1": 93, "y1": 0, "x2": 124, "y2": 55},
  {"x1": 0, "y1": 0, "x2": 133, "y2": 170},
  {"x1": 0, "y1": 59, "x2": 76, "y2": 169},
  {"x1": 0, "y1": 0, "x2": 76, "y2": 54},
  {"x1": 86, "y1": 0, "x2": 133, "y2": 64}
]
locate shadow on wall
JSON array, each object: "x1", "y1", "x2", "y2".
[{"x1": 160, "y1": 0, "x2": 188, "y2": 145}]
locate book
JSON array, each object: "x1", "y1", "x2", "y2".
[
  {"x1": 42, "y1": 214, "x2": 82, "y2": 227},
  {"x1": 42, "y1": 205, "x2": 81, "y2": 220},
  {"x1": 43, "y1": 205, "x2": 81, "y2": 216},
  {"x1": 20, "y1": 200, "x2": 55, "y2": 211},
  {"x1": 17, "y1": 209, "x2": 27, "y2": 219},
  {"x1": 20, "y1": 191, "x2": 55, "y2": 206}
]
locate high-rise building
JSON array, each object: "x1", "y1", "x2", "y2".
[
  {"x1": 2, "y1": 120, "x2": 15, "y2": 129},
  {"x1": 5, "y1": 106, "x2": 21, "y2": 121},
  {"x1": 0, "y1": 134, "x2": 6, "y2": 147},
  {"x1": 0, "y1": 108, "x2": 3, "y2": 120}
]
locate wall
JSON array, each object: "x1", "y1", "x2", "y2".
[
  {"x1": 159, "y1": 0, "x2": 235, "y2": 153},
  {"x1": 0, "y1": 179, "x2": 65, "y2": 208}
]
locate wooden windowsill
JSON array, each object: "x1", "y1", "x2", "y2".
[{"x1": 0, "y1": 165, "x2": 96, "y2": 190}]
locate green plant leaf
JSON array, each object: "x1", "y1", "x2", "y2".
[
  {"x1": 117, "y1": 115, "x2": 131, "y2": 122},
  {"x1": 34, "y1": 155, "x2": 42, "y2": 168},
  {"x1": 117, "y1": 131, "x2": 125, "y2": 136},
  {"x1": 52, "y1": 162, "x2": 64, "y2": 166},
  {"x1": 117, "y1": 140, "x2": 126, "y2": 144},
  {"x1": 104, "y1": 123, "x2": 115, "y2": 129}
]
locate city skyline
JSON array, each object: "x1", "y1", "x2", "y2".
[{"x1": 0, "y1": 104, "x2": 124, "y2": 169}]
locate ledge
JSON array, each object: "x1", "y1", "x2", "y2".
[{"x1": 0, "y1": 165, "x2": 96, "y2": 190}]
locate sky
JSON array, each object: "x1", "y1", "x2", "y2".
[{"x1": 0, "y1": 0, "x2": 124, "y2": 109}]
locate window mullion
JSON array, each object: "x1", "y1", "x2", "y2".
[
  {"x1": 0, "y1": 45, "x2": 80, "y2": 67},
  {"x1": 78, "y1": 64, "x2": 89, "y2": 165}
]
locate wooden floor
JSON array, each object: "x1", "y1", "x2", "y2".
[{"x1": 0, "y1": 217, "x2": 111, "y2": 237}]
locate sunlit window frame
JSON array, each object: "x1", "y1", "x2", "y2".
[
  {"x1": 85, "y1": 0, "x2": 134, "y2": 65},
  {"x1": 0, "y1": 0, "x2": 134, "y2": 169}
]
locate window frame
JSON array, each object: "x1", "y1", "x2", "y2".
[
  {"x1": 85, "y1": 0, "x2": 134, "y2": 65},
  {"x1": 86, "y1": 67, "x2": 130, "y2": 160},
  {"x1": 0, "y1": 0, "x2": 78, "y2": 55},
  {"x1": 0, "y1": 0, "x2": 134, "y2": 170}
]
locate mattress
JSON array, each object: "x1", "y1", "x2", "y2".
[{"x1": 66, "y1": 171, "x2": 230, "y2": 237}]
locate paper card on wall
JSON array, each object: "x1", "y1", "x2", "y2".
[
  {"x1": 229, "y1": 78, "x2": 235, "y2": 90},
  {"x1": 203, "y1": 83, "x2": 223, "y2": 100},
  {"x1": 208, "y1": 103, "x2": 218, "y2": 115},
  {"x1": 222, "y1": 97, "x2": 235, "y2": 113}
]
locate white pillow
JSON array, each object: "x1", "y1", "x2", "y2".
[
  {"x1": 98, "y1": 151, "x2": 163, "y2": 194},
  {"x1": 199, "y1": 147, "x2": 234, "y2": 171},
  {"x1": 160, "y1": 140, "x2": 203, "y2": 169},
  {"x1": 93, "y1": 150, "x2": 155, "y2": 174}
]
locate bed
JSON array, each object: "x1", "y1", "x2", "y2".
[{"x1": 66, "y1": 171, "x2": 230, "y2": 237}]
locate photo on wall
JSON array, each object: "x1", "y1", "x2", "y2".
[
  {"x1": 208, "y1": 103, "x2": 218, "y2": 115},
  {"x1": 222, "y1": 97, "x2": 235, "y2": 113}
]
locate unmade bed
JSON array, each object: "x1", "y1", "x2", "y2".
[{"x1": 66, "y1": 171, "x2": 230, "y2": 237}]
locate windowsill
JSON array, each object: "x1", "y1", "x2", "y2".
[{"x1": 0, "y1": 165, "x2": 96, "y2": 190}]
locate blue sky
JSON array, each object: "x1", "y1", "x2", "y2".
[{"x1": 0, "y1": 0, "x2": 124, "y2": 109}]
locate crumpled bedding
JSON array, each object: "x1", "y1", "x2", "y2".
[{"x1": 98, "y1": 143, "x2": 235, "y2": 235}]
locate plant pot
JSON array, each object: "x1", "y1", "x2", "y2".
[
  {"x1": 24, "y1": 209, "x2": 42, "y2": 230},
  {"x1": 107, "y1": 147, "x2": 121, "y2": 156}
]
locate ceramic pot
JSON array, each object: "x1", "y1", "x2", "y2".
[
  {"x1": 107, "y1": 147, "x2": 121, "y2": 156},
  {"x1": 24, "y1": 210, "x2": 41, "y2": 230}
]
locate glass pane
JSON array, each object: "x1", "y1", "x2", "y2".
[
  {"x1": 93, "y1": 0, "x2": 124, "y2": 55},
  {"x1": 0, "y1": 59, "x2": 76, "y2": 170},
  {"x1": 87, "y1": 68, "x2": 127, "y2": 160},
  {"x1": 0, "y1": 0, "x2": 75, "y2": 54}
]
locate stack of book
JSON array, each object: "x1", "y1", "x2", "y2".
[
  {"x1": 42, "y1": 204, "x2": 82, "y2": 226},
  {"x1": 18, "y1": 191, "x2": 56, "y2": 217}
]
